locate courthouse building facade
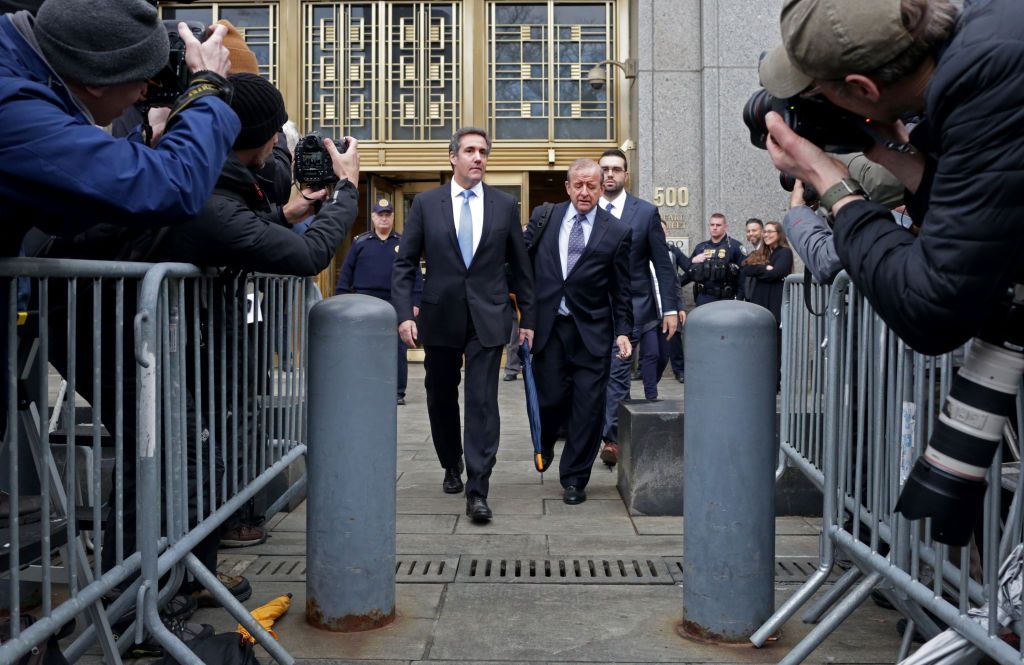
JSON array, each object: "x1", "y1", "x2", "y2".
[{"x1": 162, "y1": 1, "x2": 785, "y2": 295}]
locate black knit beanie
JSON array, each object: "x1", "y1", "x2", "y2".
[
  {"x1": 229, "y1": 73, "x2": 288, "y2": 150},
  {"x1": 33, "y1": 0, "x2": 169, "y2": 86}
]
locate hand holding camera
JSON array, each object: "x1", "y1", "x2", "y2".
[
  {"x1": 764, "y1": 112, "x2": 850, "y2": 197},
  {"x1": 293, "y1": 134, "x2": 360, "y2": 190},
  {"x1": 179, "y1": 22, "x2": 231, "y2": 78},
  {"x1": 326, "y1": 137, "x2": 360, "y2": 187}
]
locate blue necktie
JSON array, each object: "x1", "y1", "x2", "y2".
[
  {"x1": 566, "y1": 213, "x2": 586, "y2": 274},
  {"x1": 605, "y1": 202, "x2": 614, "y2": 213},
  {"x1": 458, "y1": 190, "x2": 475, "y2": 268}
]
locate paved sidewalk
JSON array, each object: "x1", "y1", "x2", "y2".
[{"x1": 199, "y1": 365, "x2": 902, "y2": 664}]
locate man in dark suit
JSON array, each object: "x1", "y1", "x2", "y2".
[
  {"x1": 597, "y1": 149, "x2": 678, "y2": 466},
  {"x1": 392, "y1": 127, "x2": 535, "y2": 523},
  {"x1": 526, "y1": 159, "x2": 633, "y2": 505}
]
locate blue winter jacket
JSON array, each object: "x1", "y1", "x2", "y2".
[{"x1": 0, "y1": 12, "x2": 241, "y2": 258}]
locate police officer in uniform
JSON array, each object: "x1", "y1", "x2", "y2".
[
  {"x1": 336, "y1": 198, "x2": 422, "y2": 404},
  {"x1": 689, "y1": 212, "x2": 745, "y2": 306}
]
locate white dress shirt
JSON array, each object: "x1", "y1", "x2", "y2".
[
  {"x1": 450, "y1": 179, "x2": 485, "y2": 256},
  {"x1": 598, "y1": 189, "x2": 628, "y2": 219},
  {"x1": 557, "y1": 204, "x2": 596, "y2": 315}
]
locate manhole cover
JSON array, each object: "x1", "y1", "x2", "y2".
[
  {"x1": 240, "y1": 555, "x2": 457, "y2": 583},
  {"x1": 455, "y1": 557, "x2": 672, "y2": 584},
  {"x1": 664, "y1": 556, "x2": 834, "y2": 584}
]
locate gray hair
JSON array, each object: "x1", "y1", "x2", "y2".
[
  {"x1": 449, "y1": 126, "x2": 492, "y2": 155},
  {"x1": 281, "y1": 120, "x2": 300, "y2": 157},
  {"x1": 566, "y1": 158, "x2": 601, "y2": 182}
]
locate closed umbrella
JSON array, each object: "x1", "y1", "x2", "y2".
[{"x1": 518, "y1": 339, "x2": 545, "y2": 474}]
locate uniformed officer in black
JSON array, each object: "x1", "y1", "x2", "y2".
[
  {"x1": 689, "y1": 212, "x2": 745, "y2": 306},
  {"x1": 336, "y1": 198, "x2": 422, "y2": 404}
]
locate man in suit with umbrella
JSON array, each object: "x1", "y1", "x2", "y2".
[
  {"x1": 526, "y1": 159, "x2": 633, "y2": 504},
  {"x1": 392, "y1": 127, "x2": 535, "y2": 523}
]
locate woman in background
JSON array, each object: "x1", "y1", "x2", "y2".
[{"x1": 741, "y1": 221, "x2": 793, "y2": 384}]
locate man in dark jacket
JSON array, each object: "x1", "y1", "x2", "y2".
[
  {"x1": 146, "y1": 73, "x2": 358, "y2": 275},
  {"x1": 0, "y1": 0, "x2": 239, "y2": 260},
  {"x1": 758, "y1": 0, "x2": 1024, "y2": 356},
  {"x1": 525, "y1": 159, "x2": 632, "y2": 504}
]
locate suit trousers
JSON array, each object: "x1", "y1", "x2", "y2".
[
  {"x1": 397, "y1": 334, "x2": 409, "y2": 398},
  {"x1": 668, "y1": 326, "x2": 685, "y2": 377},
  {"x1": 638, "y1": 326, "x2": 669, "y2": 399},
  {"x1": 602, "y1": 326, "x2": 645, "y2": 444},
  {"x1": 422, "y1": 314, "x2": 503, "y2": 499},
  {"x1": 535, "y1": 316, "x2": 611, "y2": 489}
]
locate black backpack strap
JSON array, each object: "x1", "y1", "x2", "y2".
[{"x1": 526, "y1": 202, "x2": 555, "y2": 257}]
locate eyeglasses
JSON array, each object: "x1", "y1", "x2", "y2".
[{"x1": 600, "y1": 166, "x2": 626, "y2": 174}]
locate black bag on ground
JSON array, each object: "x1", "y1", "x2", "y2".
[
  {"x1": 0, "y1": 615, "x2": 71, "y2": 665},
  {"x1": 156, "y1": 632, "x2": 260, "y2": 665}
]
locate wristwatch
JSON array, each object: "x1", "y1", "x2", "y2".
[{"x1": 819, "y1": 177, "x2": 867, "y2": 213}]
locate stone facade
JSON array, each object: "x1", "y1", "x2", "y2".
[{"x1": 631, "y1": 0, "x2": 791, "y2": 301}]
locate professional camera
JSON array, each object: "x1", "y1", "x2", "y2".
[
  {"x1": 293, "y1": 133, "x2": 348, "y2": 189},
  {"x1": 779, "y1": 174, "x2": 819, "y2": 204},
  {"x1": 145, "y1": 20, "x2": 207, "y2": 106},
  {"x1": 743, "y1": 88, "x2": 874, "y2": 155},
  {"x1": 895, "y1": 286, "x2": 1024, "y2": 546}
]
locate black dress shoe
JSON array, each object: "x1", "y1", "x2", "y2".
[
  {"x1": 503, "y1": 373, "x2": 518, "y2": 381},
  {"x1": 466, "y1": 496, "x2": 492, "y2": 522},
  {"x1": 443, "y1": 467, "x2": 464, "y2": 494},
  {"x1": 563, "y1": 485, "x2": 586, "y2": 505},
  {"x1": 396, "y1": 396, "x2": 406, "y2": 405}
]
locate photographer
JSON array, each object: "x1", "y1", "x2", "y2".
[
  {"x1": 758, "y1": 0, "x2": 1023, "y2": 356},
  {"x1": 140, "y1": 73, "x2": 359, "y2": 275},
  {"x1": 0, "y1": 0, "x2": 239, "y2": 259}
]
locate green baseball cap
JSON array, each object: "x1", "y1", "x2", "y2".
[{"x1": 759, "y1": 0, "x2": 914, "y2": 98}]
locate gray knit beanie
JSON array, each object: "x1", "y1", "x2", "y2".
[{"x1": 33, "y1": 0, "x2": 169, "y2": 86}]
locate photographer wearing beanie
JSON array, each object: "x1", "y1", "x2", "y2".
[
  {"x1": 759, "y1": 0, "x2": 1024, "y2": 356},
  {"x1": 143, "y1": 73, "x2": 359, "y2": 275},
  {"x1": 0, "y1": 0, "x2": 240, "y2": 261}
]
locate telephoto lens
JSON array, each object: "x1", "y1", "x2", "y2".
[{"x1": 895, "y1": 291, "x2": 1024, "y2": 546}]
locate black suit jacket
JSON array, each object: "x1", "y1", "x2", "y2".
[
  {"x1": 392, "y1": 183, "x2": 535, "y2": 348},
  {"x1": 525, "y1": 202, "x2": 632, "y2": 357},
  {"x1": 615, "y1": 194, "x2": 677, "y2": 330}
]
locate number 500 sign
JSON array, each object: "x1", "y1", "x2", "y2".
[{"x1": 652, "y1": 186, "x2": 689, "y2": 207}]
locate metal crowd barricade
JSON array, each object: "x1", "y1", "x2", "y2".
[
  {"x1": 0, "y1": 258, "x2": 314, "y2": 665},
  {"x1": 776, "y1": 273, "x2": 832, "y2": 488},
  {"x1": 754, "y1": 272, "x2": 1024, "y2": 664}
]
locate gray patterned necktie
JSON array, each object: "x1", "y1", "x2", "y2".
[{"x1": 566, "y1": 213, "x2": 586, "y2": 274}]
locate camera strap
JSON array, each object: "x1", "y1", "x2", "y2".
[
  {"x1": 802, "y1": 266, "x2": 828, "y2": 317},
  {"x1": 165, "y1": 71, "x2": 234, "y2": 133}
]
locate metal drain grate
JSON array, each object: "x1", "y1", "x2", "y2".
[
  {"x1": 396, "y1": 556, "x2": 458, "y2": 583},
  {"x1": 664, "y1": 556, "x2": 834, "y2": 584},
  {"x1": 455, "y1": 557, "x2": 673, "y2": 584},
  {"x1": 241, "y1": 555, "x2": 457, "y2": 583},
  {"x1": 246, "y1": 556, "x2": 307, "y2": 581}
]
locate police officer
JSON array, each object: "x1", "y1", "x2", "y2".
[
  {"x1": 335, "y1": 198, "x2": 421, "y2": 404},
  {"x1": 689, "y1": 212, "x2": 745, "y2": 306}
]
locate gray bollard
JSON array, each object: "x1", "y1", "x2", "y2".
[
  {"x1": 680, "y1": 300, "x2": 777, "y2": 642},
  {"x1": 306, "y1": 294, "x2": 397, "y2": 631}
]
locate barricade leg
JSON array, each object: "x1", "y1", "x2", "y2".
[{"x1": 306, "y1": 294, "x2": 397, "y2": 631}]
